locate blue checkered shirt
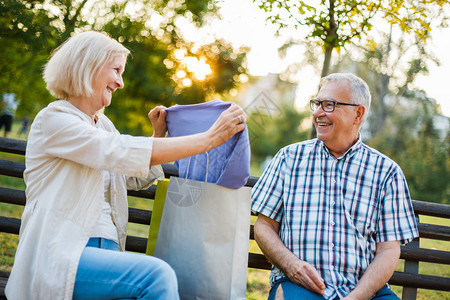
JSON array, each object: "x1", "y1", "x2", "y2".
[{"x1": 251, "y1": 138, "x2": 418, "y2": 299}]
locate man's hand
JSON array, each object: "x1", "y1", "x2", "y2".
[
  {"x1": 254, "y1": 214, "x2": 325, "y2": 295},
  {"x1": 285, "y1": 259, "x2": 325, "y2": 295}
]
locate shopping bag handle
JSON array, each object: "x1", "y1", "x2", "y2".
[{"x1": 186, "y1": 152, "x2": 209, "y2": 182}]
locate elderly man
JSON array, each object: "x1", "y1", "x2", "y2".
[{"x1": 252, "y1": 73, "x2": 418, "y2": 300}]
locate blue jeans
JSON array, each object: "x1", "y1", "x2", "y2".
[
  {"x1": 73, "y1": 238, "x2": 179, "y2": 300},
  {"x1": 268, "y1": 278, "x2": 399, "y2": 300}
]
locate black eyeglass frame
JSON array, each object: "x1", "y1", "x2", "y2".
[{"x1": 310, "y1": 99, "x2": 360, "y2": 112}]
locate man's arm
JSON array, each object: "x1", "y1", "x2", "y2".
[
  {"x1": 254, "y1": 214, "x2": 326, "y2": 295},
  {"x1": 343, "y1": 240, "x2": 401, "y2": 300}
]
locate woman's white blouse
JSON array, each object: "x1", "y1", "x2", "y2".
[
  {"x1": 89, "y1": 170, "x2": 119, "y2": 243},
  {"x1": 6, "y1": 100, "x2": 164, "y2": 300}
]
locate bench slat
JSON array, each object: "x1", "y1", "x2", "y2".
[
  {"x1": 0, "y1": 159, "x2": 24, "y2": 178},
  {"x1": 0, "y1": 137, "x2": 26, "y2": 155},
  {"x1": 0, "y1": 187, "x2": 25, "y2": 206},
  {"x1": 0, "y1": 216, "x2": 20, "y2": 235},
  {"x1": 248, "y1": 253, "x2": 271, "y2": 270},
  {"x1": 161, "y1": 164, "x2": 180, "y2": 178},
  {"x1": 0, "y1": 271, "x2": 8, "y2": 300},
  {"x1": 412, "y1": 200, "x2": 450, "y2": 218},
  {"x1": 125, "y1": 235, "x2": 147, "y2": 253},
  {"x1": 128, "y1": 186, "x2": 156, "y2": 200},
  {"x1": 400, "y1": 247, "x2": 450, "y2": 265},
  {"x1": 0, "y1": 160, "x2": 182, "y2": 181},
  {"x1": 128, "y1": 207, "x2": 152, "y2": 225},
  {"x1": 417, "y1": 223, "x2": 450, "y2": 241},
  {"x1": 389, "y1": 271, "x2": 450, "y2": 291}
]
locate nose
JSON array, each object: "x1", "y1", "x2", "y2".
[
  {"x1": 116, "y1": 75, "x2": 124, "y2": 89},
  {"x1": 312, "y1": 104, "x2": 326, "y2": 118}
]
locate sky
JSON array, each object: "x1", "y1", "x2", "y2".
[{"x1": 197, "y1": 0, "x2": 450, "y2": 117}]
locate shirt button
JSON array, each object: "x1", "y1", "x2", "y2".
[
  {"x1": 331, "y1": 222, "x2": 335, "y2": 226},
  {"x1": 113, "y1": 190, "x2": 118, "y2": 195},
  {"x1": 332, "y1": 201, "x2": 335, "y2": 205},
  {"x1": 331, "y1": 243, "x2": 334, "y2": 248},
  {"x1": 332, "y1": 179, "x2": 336, "y2": 183},
  {"x1": 135, "y1": 172, "x2": 142, "y2": 177}
]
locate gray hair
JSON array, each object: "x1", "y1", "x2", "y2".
[
  {"x1": 320, "y1": 73, "x2": 371, "y2": 123},
  {"x1": 44, "y1": 31, "x2": 130, "y2": 99}
]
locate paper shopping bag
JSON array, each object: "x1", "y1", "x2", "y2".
[
  {"x1": 153, "y1": 176, "x2": 251, "y2": 300},
  {"x1": 146, "y1": 180, "x2": 169, "y2": 256}
]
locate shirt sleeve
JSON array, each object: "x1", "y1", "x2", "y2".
[
  {"x1": 126, "y1": 165, "x2": 165, "y2": 191},
  {"x1": 36, "y1": 107, "x2": 153, "y2": 178},
  {"x1": 251, "y1": 148, "x2": 286, "y2": 222},
  {"x1": 376, "y1": 166, "x2": 419, "y2": 245}
]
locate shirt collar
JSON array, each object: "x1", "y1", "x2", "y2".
[
  {"x1": 317, "y1": 134, "x2": 362, "y2": 159},
  {"x1": 48, "y1": 100, "x2": 94, "y2": 125}
]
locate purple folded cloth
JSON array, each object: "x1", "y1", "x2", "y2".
[{"x1": 165, "y1": 99, "x2": 250, "y2": 189}]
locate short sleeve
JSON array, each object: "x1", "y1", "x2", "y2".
[
  {"x1": 376, "y1": 167, "x2": 419, "y2": 245},
  {"x1": 251, "y1": 149, "x2": 286, "y2": 222}
]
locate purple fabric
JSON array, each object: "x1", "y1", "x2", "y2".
[{"x1": 165, "y1": 99, "x2": 250, "y2": 189}]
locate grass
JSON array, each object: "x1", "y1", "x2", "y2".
[
  {"x1": 0, "y1": 122, "x2": 449, "y2": 298},
  {"x1": 246, "y1": 216, "x2": 271, "y2": 299}
]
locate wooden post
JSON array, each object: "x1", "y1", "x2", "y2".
[{"x1": 402, "y1": 215, "x2": 420, "y2": 300}]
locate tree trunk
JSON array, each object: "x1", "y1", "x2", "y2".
[
  {"x1": 309, "y1": 44, "x2": 334, "y2": 139},
  {"x1": 373, "y1": 73, "x2": 389, "y2": 136},
  {"x1": 321, "y1": 45, "x2": 333, "y2": 78},
  {"x1": 371, "y1": 26, "x2": 392, "y2": 137},
  {"x1": 309, "y1": 0, "x2": 337, "y2": 139}
]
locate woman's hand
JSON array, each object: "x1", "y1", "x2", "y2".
[
  {"x1": 148, "y1": 106, "x2": 167, "y2": 137},
  {"x1": 150, "y1": 103, "x2": 246, "y2": 166},
  {"x1": 205, "y1": 104, "x2": 247, "y2": 151}
]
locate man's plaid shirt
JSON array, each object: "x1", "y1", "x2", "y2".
[{"x1": 251, "y1": 137, "x2": 418, "y2": 299}]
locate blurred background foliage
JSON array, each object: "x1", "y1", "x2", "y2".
[
  {"x1": 0, "y1": 0, "x2": 248, "y2": 135},
  {"x1": 0, "y1": 0, "x2": 448, "y2": 203}
]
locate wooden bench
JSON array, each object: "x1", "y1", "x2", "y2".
[{"x1": 0, "y1": 136, "x2": 449, "y2": 299}]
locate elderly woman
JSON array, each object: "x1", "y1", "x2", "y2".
[{"x1": 5, "y1": 31, "x2": 247, "y2": 300}]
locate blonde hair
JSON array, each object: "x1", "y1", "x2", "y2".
[{"x1": 44, "y1": 31, "x2": 130, "y2": 99}]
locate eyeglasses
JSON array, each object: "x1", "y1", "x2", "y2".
[{"x1": 310, "y1": 99, "x2": 360, "y2": 112}]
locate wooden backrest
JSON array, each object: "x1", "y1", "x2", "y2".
[{"x1": 0, "y1": 137, "x2": 449, "y2": 298}]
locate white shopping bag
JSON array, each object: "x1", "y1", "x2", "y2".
[{"x1": 153, "y1": 175, "x2": 251, "y2": 300}]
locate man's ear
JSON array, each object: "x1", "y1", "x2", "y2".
[{"x1": 354, "y1": 105, "x2": 365, "y2": 125}]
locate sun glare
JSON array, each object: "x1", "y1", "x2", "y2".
[
  {"x1": 182, "y1": 78, "x2": 192, "y2": 87},
  {"x1": 176, "y1": 70, "x2": 186, "y2": 78},
  {"x1": 174, "y1": 49, "x2": 186, "y2": 60},
  {"x1": 182, "y1": 56, "x2": 212, "y2": 80}
]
